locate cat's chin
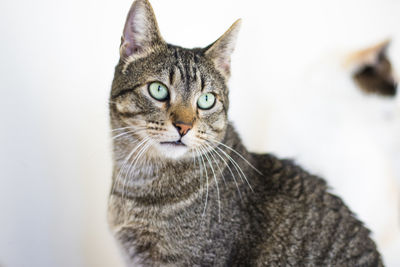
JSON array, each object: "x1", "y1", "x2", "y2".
[{"x1": 154, "y1": 142, "x2": 191, "y2": 160}]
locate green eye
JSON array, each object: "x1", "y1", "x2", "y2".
[
  {"x1": 197, "y1": 93, "x2": 216, "y2": 110},
  {"x1": 148, "y1": 82, "x2": 169, "y2": 101}
]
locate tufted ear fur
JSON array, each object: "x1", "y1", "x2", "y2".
[
  {"x1": 205, "y1": 19, "x2": 242, "y2": 79},
  {"x1": 120, "y1": 0, "x2": 165, "y2": 60}
]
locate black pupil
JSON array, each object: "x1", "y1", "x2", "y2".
[{"x1": 205, "y1": 95, "x2": 208, "y2": 101}]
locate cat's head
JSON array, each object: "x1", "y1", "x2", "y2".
[{"x1": 110, "y1": 0, "x2": 241, "y2": 160}]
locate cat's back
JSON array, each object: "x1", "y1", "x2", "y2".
[{"x1": 245, "y1": 153, "x2": 383, "y2": 266}]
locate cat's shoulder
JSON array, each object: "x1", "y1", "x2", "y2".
[
  {"x1": 250, "y1": 152, "x2": 359, "y2": 216},
  {"x1": 252, "y1": 152, "x2": 329, "y2": 200}
]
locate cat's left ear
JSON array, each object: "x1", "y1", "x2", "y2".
[
  {"x1": 120, "y1": 0, "x2": 165, "y2": 60},
  {"x1": 205, "y1": 19, "x2": 242, "y2": 79}
]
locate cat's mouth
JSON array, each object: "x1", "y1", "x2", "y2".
[
  {"x1": 160, "y1": 140, "x2": 186, "y2": 146},
  {"x1": 157, "y1": 140, "x2": 189, "y2": 159}
]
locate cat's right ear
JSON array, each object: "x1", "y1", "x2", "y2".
[
  {"x1": 120, "y1": 0, "x2": 165, "y2": 60},
  {"x1": 346, "y1": 39, "x2": 397, "y2": 96}
]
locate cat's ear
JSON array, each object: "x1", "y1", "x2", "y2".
[
  {"x1": 345, "y1": 39, "x2": 391, "y2": 71},
  {"x1": 346, "y1": 39, "x2": 397, "y2": 96},
  {"x1": 120, "y1": 0, "x2": 165, "y2": 60},
  {"x1": 205, "y1": 19, "x2": 242, "y2": 79}
]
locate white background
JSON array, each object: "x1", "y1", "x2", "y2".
[{"x1": 1, "y1": 0, "x2": 399, "y2": 266}]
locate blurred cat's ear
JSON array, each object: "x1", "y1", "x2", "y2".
[
  {"x1": 346, "y1": 39, "x2": 397, "y2": 96},
  {"x1": 205, "y1": 19, "x2": 242, "y2": 79},
  {"x1": 120, "y1": 0, "x2": 165, "y2": 60}
]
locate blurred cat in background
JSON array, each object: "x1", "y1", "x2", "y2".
[
  {"x1": 350, "y1": 40, "x2": 396, "y2": 96},
  {"x1": 264, "y1": 39, "x2": 400, "y2": 265}
]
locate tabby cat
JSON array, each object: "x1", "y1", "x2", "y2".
[{"x1": 108, "y1": 0, "x2": 383, "y2": 266}]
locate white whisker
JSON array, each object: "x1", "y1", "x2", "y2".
[
  {"x1": 215, "y1": 146, "x2": 254, "y2": 192},
  {"x1": 122, "y1": 138, "x2": 152, "y2": 199},
  {"x1": 110, "y1": 126, "x2": 137, "y2": 132},
  {"x1": 116, "y1": 137, "x2": 149, "y2": 201},
  {"x1": 204, "y1": 142, "x2": 242, "y2": 200},
  {"x1": 204, "y1": 144, "x2": 227, "y2": 186},
  {"x1": 199, "y1": 145, "x2": 221, "y2": 223},
  {"x1": 110, "y1": 138, "x2": 143, "y2": 197},
  {"x1": 194, "y1": 149, "x2": 204, "y2": 203},
  {"x1": 196, "y1": 148, "x2": 209, "y2": 218},
  {"x1": 209, "y1": 139, "x2": 263, "y2": 175},
  {"x1": 111, "y1": 128, "x2": 147, "y2": 140}
]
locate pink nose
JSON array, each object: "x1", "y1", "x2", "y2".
[{"x1": 173, "y1": 122, "x2": 192, "y2": 137}]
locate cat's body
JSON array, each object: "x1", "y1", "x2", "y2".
[
  {"x1": 109, "y1": 125, "x2": 381, "y2": 266},
  {"x1": 108, "y1": 0, "x2": 382, "y2": 265}
]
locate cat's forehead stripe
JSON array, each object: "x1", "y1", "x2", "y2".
[
  {"x1": 169, "y1": 66, "x2": 175, "y2": 85},
  {"x1": 171, "y1": 47, "x2": 203, "y2": 92}
]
